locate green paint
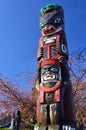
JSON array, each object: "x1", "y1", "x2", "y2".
[{"x1": 40, "y1": 4, "x2": 58, "y2": 14}]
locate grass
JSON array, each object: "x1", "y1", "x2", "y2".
[{"x1": 0, "y1": 128, "x2": 8, "y2": 130}]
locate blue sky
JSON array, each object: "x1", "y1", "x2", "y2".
[{"x1": 0, "y1": 0, "x2": 86, "y2": 85}]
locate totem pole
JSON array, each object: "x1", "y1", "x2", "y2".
[
  {"x1": 9, "y1": 110, "x2": 21, "y2": 130},
  {"x1": 15, "y1": 110, "x2": 21, "y2": 130},
  {"x1": 9, "y1": 111, "x2": 15, "y2": 130},
  {"x1": 34, "y1": 4, "x2": 76, "y2": 130}
]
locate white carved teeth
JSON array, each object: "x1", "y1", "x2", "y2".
[{"x1": 62, "y1": 125, "x2": 76, "y2": 130}]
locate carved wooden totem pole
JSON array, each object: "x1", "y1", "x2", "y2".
[
  {"x1": 34, "y1": 4, "x2": 77, "y2": 130},
  {"x1": 9, "y1": 110, "x2": 21, "y2": 130}
]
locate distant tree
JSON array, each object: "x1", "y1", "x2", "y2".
[
  {"x1": 69, "y1": 48, "x2": 86, "y2": 128},
  {"x1": 0, "y1": 72, "x2": 37, "y2": 129}
]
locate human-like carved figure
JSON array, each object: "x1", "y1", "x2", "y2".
[{"x1": 35, "y1": 4, "x2": 76, "y2": 130}]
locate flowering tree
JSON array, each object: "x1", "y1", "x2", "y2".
[
  {"x1": 69, "y1": 48, "x2": 86, "y2": 128},
  {"x1": 0, "y1": 72, "x2": 37, "y2": 128}
]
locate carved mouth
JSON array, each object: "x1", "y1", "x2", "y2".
[
  {"x1": 41, "y1": 74, "x2": 58, "y2": 83},
  {"x1": 44, "y1": 74, "x2": 55, "y2": 80}
]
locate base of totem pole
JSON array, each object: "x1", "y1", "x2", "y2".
[
  {"x1": 34, "y1": 123, "x2": 59, "y2": 130},
  {"x1": 34, "y1": 123, "x2": 77, "y2": 130},
  {"x1": 48, "y1": 125, "x2": 59, "y2": 130}
]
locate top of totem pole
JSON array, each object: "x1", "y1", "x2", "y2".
[
  {"x1": 40, "y1": 4, "x2": 58, "y2": 14},
  {"x1": 39, "y1": 3, "x2": 64, "y2": 36},
  {"x1": 40, "y1": 3, "x2": 64, "y2": 14}
]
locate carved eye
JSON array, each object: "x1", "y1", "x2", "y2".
[
  {"x1": 54, "y1": 17, "x2": 62, "y2": 24},
  {"x1": 54, "y1": 19, "x2": 58, "y2": 24},
  {"x1": 51, "y1": 68, "x2": 58, "y2": 72}
]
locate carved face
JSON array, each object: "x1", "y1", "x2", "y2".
[
  {"x1": 40, "y1": 4, "x2": 64, "y2": 35},
  {"x1": 41, "y1": 64, "x2": 61, "y2": 84}
]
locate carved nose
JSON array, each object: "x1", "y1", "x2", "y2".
[{"x1": 46, "y1": 71, "x2": 51, "y2": 75}]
